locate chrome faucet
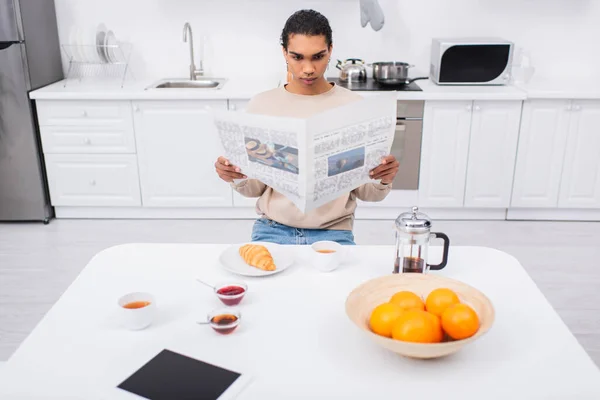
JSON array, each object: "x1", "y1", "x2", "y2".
[{"x1": 183, "y1": 22, "x2": 203, "y2": 80}]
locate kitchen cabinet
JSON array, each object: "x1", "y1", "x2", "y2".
[
  {"x1": 419, "y1": 100, "x2": 522, "y2": 208},
  {"x1": 45, "y1": 154, "x2": 141, "y2": 206},
  {"x1": 511, "y1": 100, "x2": 572, "y2": 207},
  {"x1": 37, "y1": 100, "x2": 140, "y2": 207},
  {"x1": 418, "y1": 101, "x2": 472, "y2": 207},
  {"x1": 132, "y1": 100, "x2": 233, "y2": 207},
  {"x1": 464, "y1": 101, "x2": 522, "y2": 207},
  {"x1": 558, "y1": 100, "x2": 600, "y2": 208},
  {"x1": 32, "y1": 92, "x2": 600, "y2": 220}
]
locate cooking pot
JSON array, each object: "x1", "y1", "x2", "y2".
[
  {"x1": 336, "y1": 58, "x2": 367, "y2": 83},
  {"x1": 370, "y1": 61, "x2": 428, "y2": 85}
]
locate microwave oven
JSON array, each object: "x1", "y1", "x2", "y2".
[{"x1": 429, "y1": 38, "x2": 514, "y2": 85}]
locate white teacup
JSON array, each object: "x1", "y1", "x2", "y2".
[
  {"x1": 118, "y1": 292, "x2": 156, "y2": 330},
  {"x1": 311, "y1": 241, "x2": 344, "y2": 272}
]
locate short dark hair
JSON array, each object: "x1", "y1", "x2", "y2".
[{"x1": 280, "y1": 9, "x2": 333, "y2": 50}]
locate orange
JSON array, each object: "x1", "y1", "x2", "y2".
[
  {"x1": 389, "y1": 291, "x2": 425, "y2": 311},
  {"x1": 391, "y1": 310, "x2": 440, "y2": 343},
  {"x1": 425, "y1": 288, "x2": 460, "y2": 317},
  {"x1": 369, "y1": 302, "x2": 404, "y2": 338},
  {"x1": 425, "y1": 311, "x2": 444, "y2": 343},
  {"x1": 441, "y1": 303, "x2": 480, "y2": 340}
]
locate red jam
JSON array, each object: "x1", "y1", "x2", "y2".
[
  {"x1": 216, "y1": 285, "x2": 246, "y2": 306},
  {"x1": 217, "y1": 286, "x2": 245, "y2": 296}
]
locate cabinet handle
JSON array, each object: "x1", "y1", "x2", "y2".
[
  {"x1": 474, "y1": 105, "x2": 481, "y2": 111},
  {"x1": 134, "y1": 105, "x2": 140, "y2": 112},
  {"x1": 565, "y1": 104, "x2": 572, "y2": 111},
  {"x1": 90, "y1": 180, "x2": 96, "y2": 186},
  {"x1": 466, "y1": 105, "x2": 472, "y2": 111},
  {"x1": 230, "y1": 104, "x2": 237, "y2": 111},
  {"x1": 84, "y1": 137, "x2": 91, "y2": 145},
  {"x1": 573, "y1": 104, "x2": 581, "y2": 111},
  {"x1": 82, "y1": 110, "x2": 88, "y2": 117}
]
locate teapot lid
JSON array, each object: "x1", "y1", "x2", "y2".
[
  {"x1": 342, "y1": 58, "x2": 364, "y2": 65},
  {"x1": 395, "y1": 206, "x2": 431, "y2": 233}
]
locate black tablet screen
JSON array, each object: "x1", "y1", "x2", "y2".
[{"x1": 117, "y1": 349, "x2": 242, "y2": 400}]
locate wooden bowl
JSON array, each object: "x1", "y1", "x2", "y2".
[{"x1": 345, "y1": 274, "x2": 495, "y2": 359}]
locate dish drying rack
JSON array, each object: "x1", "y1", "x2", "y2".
[{"x1": 61, "y1": 43, "x2": 134, "y2": 88}]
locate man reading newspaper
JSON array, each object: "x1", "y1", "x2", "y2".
[{"x1": 214, "y1": 10, "x2": 399, "y2": 245}]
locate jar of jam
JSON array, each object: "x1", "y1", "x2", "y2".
[{"x1": 214, "y1": 282, "x2": 247, "y2": 306}]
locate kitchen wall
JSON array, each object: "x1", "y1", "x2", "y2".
[{"x1": 53, "y1": 0, "x2": 600, "y2": 82}]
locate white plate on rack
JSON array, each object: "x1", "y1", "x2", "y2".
[
  {"x1": 219, "y1": 242, "x2": 294, "y2": 277},
  {"x1": 103, "y1": 30, "x2": 118, "y2": 63},
  {"x1": 79, "y1": 25, "x2": 98, "y2": 63},
  {"x1": 95, "y1": 23, "x2": 108, "y2": 63}
]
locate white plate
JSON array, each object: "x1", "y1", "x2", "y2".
[
  {"x1": 219, "y1": 242, "x2": 293, "y2": 277},
  {"x1": 104, "y1": 30, "x2": 118, "y2": 63},
  {"x1": 95, "y1": 23, "x2": 108, "y2": 63}
]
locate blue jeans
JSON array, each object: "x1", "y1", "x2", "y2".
[{"x1": 251, "y1": 218, "x2": 356, "y2": 245}]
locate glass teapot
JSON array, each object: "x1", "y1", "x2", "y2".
[{"x1": 393, "y1": 206, "x2": 450, "y2": 274}]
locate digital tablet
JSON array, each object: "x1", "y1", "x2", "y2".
[{"x1": 117, "y1": 349, "x2": 251, "y2": 400}]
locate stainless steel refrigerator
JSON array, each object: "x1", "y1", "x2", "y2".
[{"x1": 0, "y1": 0, "x2": 63, "y2": 223}]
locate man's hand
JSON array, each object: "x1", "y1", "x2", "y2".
[
  {"x1": 369, "y1": 155, "x2": 399, "y2": 185},
  {"x1": 215, "y1": 156, "x2": 247, "y2": 183}
]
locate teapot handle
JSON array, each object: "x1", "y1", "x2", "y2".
[
  {"x1": 427, "y1": 232, "x2": 450, "y2": 270},
  {"x1": 346, "y1": 58, "x2": 364, "y2": 64}
]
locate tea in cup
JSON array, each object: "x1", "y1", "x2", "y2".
[
  {"x1": 207, "y1": 308, "x2": 241, "y2": 335},
  {"x1": 118, "y1": 292, "x2": 156, "y2": 330},
  {"x1": 311, "y1": 241, "x2": 343, "y2": 272}
]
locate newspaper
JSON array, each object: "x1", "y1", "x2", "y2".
[{"x1": 212, "y1": 92, "x2": 397, "y2": 213}]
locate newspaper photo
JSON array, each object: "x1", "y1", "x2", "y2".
[{"x1": 212, "y1": 92, "x2": 397, "y2": 213}]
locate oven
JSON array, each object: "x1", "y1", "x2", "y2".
[{"x1": 389, "y1": 100, "x2": 424, "y2": 190}]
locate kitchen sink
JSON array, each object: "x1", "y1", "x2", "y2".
[{"x1": 147, "y1": 78, "x2": 227, "y2": 90}]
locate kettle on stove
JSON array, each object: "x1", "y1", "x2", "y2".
[{"x1": 336, "y1": 58, "x2": 367, "y2": 83}]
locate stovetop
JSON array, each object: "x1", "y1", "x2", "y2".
[{"x1": 329, "y1": 78, "x2": 425, "y2": 92}]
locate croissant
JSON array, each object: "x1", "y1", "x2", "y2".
[{"x1": 239, "y1": 244, "x2": 276, "y2": 271}]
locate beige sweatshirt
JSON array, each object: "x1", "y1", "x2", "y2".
[{"x1": 231, "y1": 83, "x2": 392, "y2": 231}]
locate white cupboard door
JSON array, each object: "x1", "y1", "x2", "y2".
[
  {"x1": 418, "y1": 101, "x2": 472, "y2": 207},
  {"x1": 45, "y1": 154, "x2": 141, "y2": 206},
  {"x1": 133, "y1": 101, "x2": 233, "y2": 207},
  {"x1": 511, "y1": 100, "x2": 571, "y2": 207},
  {"x1": 464, "y1": 101, "x2": 522, "y2": 207},
  {"x1": 559, "y1": 100, "x2": 600, "y2": 208}
]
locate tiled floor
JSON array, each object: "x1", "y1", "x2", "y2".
[{"x1": 1, "y1": 219, "x2": 599, "y2": 366}]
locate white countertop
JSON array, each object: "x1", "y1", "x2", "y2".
[
  {"x1": 29, "y1": 76, "x2": 282, "y2": 101},
  {"x1": 30, "y1": 74, "x2": 600, "y2": 102},
  {"x1": 29, "y1": 76, "x2": 529, "y2": 102},
  {"x1": 514, "y1": 77, "x2": 600, "y2": 99},
  {"x1": 2, "y1": 244, "x2": 600, "y2": 399},
  {"x1": 400, "y1": 79, "x2": 527, "y2": 101}
]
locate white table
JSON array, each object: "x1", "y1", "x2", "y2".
[{"x1": 2, "y1": 244, "x2": 600, "y2": 399}]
